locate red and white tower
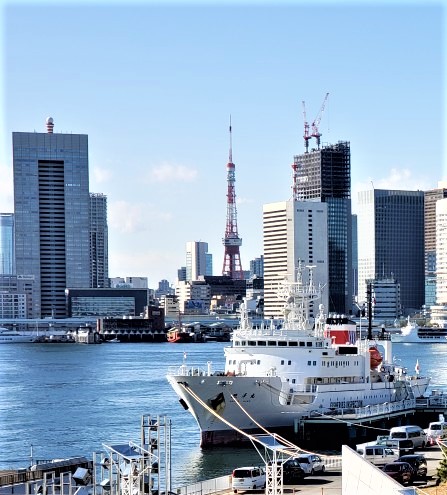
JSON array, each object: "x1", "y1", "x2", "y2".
[{"x1": 222, "y1": 119, "x2": 243, "y2": 280}]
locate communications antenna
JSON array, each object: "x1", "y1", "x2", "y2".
[{"x1": 222, "y1": 117, "x2": 244, "y2": 280}]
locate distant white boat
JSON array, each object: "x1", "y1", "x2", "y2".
[
  {"x1": 0, "y1": 327, "x2": 38, "y2": 344},
  {"x1": 391, "y1": 317, "x2": 447, "y2": 343}
]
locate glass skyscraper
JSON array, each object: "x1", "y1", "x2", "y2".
[
  {"x1": 293, "y1": 141, "x2": 352, "y2": 314},
  {"x1": 13, "y1": 119, "x2": 91, "y2": 318},
  {"x1": 0, "y1": 213, "x2": 15, "y2": 275},
  {"x1": 357, "y1": 189, "x2": 425, "y2": 315},
  {"x1": 90, "y1": 193, "x2": 109, "y2": 288}
]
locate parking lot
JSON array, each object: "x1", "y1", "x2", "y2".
[{"x1": 222, "y1": 446, "x2": 444, "y2": 495}]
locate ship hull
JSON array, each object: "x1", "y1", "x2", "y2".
[{"x1": 167, "y1": 371, "x2": 429, "y2": 447}]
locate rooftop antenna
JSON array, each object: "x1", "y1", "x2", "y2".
[
  {"x1": 229, "y1": 115, "x2": 232, "y2": 163},
  {"x1": 46, "y1": 117, "x2": 54, "y2": 133}
]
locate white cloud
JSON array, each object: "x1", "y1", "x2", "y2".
[
  {"x1": 108, "y1": 200, "x2": 175, "y2": 235},
  {"x1": 0, "y1": 163, "x2": 14, "y2": 212},
  {"x1": 108, "y1": 200, "x2": 148, "y2": 234},
  {"x1": 352, "y1": 167, "x2": 433, "y2": 213},
  {"x1": 92, "y1": 166, "x2": 113, "y2": 184},
  {"x1": 149, "y1": 162, "x2": 198, "y2": 183},
  {"x1": 237, "y1": 196, "x2": 254, "y2": 205}
]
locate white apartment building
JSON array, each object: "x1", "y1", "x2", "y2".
[
  {"x1": 160, "y1": 294, "x2": 180, "y2": 318},
  {"x1": 263, "y1": 200, "x2": 328, "y2": 318},
  {"x1": 175, "y1": 279, "x2": 211, "y2": 314}
]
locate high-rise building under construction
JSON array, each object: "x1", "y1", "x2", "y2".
[{"x1": 293, "y1": 141, "x2": 352, "y2": 314}]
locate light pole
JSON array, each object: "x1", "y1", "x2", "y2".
[{"x1": 355, "y1": 302, "x2": 365, "y2": 340}]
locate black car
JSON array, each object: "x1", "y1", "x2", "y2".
[
  {"x1": 268, "y1": 459, "x2": 305, "y2": 484},
  {"x1": 397, "y1": 454, "x2": 428, "y2": 481},
  {"x1": 283, "y1": 459, "x2": 306, "y2": 483}
]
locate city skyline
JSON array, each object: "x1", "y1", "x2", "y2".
[{"x1": 0, "y1": 1, "x2": 445, "y2": 285}]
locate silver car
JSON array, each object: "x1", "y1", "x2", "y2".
[{"x1": 295, "y1": 454, "x2": 325, "y2": 475}]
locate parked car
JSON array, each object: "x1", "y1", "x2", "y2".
[
  {"x1": 295, "y1": 454, "x2": 325, "y2": 475},
  {"x1": 389, "y1": 425, "x2": 427, "y2": 448},
  {"x1": 378, "y1": 439, "x2": 414, "y2": 456},
  {"x1": 382, "y1": 462, "x2": 413, "y2": 485},
  {"x1": 282, "y1": 459, "x2": 306, "y2": 483},
  {"x1": 268, "y1": 459, "x2": 305, "y2": 484},
  {"x1": 232, "y1": 467, "x2": 266, "y2": 493},
  {"x1": 356, "y1": 445, "x2": 399, "y2": 466},
  {"x1": 397, "y1": 454, "x2": 428, "y2": 481}
]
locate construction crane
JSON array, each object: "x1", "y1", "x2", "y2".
[
  {"x1": 302, "y1": 101, "x2": 311, "y2": 153},
  {"x1": 310, "y1": 92, "x2": 329, "y2": 149}
]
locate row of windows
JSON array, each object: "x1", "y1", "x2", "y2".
[
  {"x1": 234, "y1": 340, "x2": 324, "y2": 348},
  {"x1": 228, "y1": 358, "x2": 360, "y2": 368}
]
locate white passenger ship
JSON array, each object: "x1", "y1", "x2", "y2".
[
  {"x1": 391, "y1": 317, "x2": 447, "y2": 343},
  {"x1": 167, "y1": 265, "x2": 430, "y2": 447}
]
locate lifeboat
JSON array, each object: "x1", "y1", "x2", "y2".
[{"x1": 369, "y1": 346, "x2": 383, "y2": 369}]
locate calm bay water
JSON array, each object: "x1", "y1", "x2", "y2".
[{"x1": 0, "y1": 340, "x2": 446, "y2": 485}]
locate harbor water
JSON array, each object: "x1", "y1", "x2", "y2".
[{"x1": 0, "y1": 341, "x2": 446, "y2": 485}]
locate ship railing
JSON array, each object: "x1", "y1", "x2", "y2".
[
  {"x1": 416, "y1": 395, "x2": 447, "y2": 408},
  {"x1": 167, "y1": 365, "x2": 209, "y2": 377},
  {"x1": 309, "y1": 399, "x2": 416, "y2": 419}
]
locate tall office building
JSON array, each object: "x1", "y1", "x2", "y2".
[
  {"x1": 186, "y1": 241, "x2": 212, "y2": 281},
  {"x1": 351, "y1": 214, "x2": 358, "y2": 302},
  {"x1": 249, "y1": 255, "x2": 264, "y2": 278},
  {"x1": 357, "y1": 189, "x2": 424, "y2": 315},
  {"x1": 90, "y1": 193, "x2": 109, "y2": 288},
  {"x1": 293, "y1": 141, "x2": 352, "y2": 313},
  {"x1": 13, "y1": 118, "x2": 91, "y2": 318},
  {"x1": 263, "y1": 200, "x2": 328, "y2": 318},
  {"x1": 435, "y1": 198, "x2": 447, "y2": 306},
  {"x1": 0, "y1": 213, "x2": 15, "y2": 275},
  {"x1": 424, "y1": 184, "x2": 447, "y2": 308}
]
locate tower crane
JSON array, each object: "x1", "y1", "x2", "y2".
[
  {"x1": 310, "y1": 92, "x2": 329, "y2": 149},
  {"x1": 302, "y1": 101, "x2": 311, "y2": 153}
]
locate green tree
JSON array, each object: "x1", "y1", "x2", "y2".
[{"x1": 437, "y1": 444, "x2": 447, "y2": 482}]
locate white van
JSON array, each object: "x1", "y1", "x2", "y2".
[
  {"x1": 356, "y1": 444, "x2": 399, "y2": 466},
  {"x1": 389, "y1": 425, "x2": 427, "y2": 448},
  {"x1": 232, "y1": 467, "x2": 266, "y2": 492},
  {"x1": 425, "y1": 421, "x2": 447, "y2": 443}
]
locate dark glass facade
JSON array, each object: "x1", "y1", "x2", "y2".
[
  {"x1": 293, "y1": 141, "x2": 352, "y2": 313},
  {"x1": 13, "y1": 130, "x2": 90, "y2": 318}
]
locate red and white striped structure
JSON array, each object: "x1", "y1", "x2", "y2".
[{"x1": 222, "y1": 119, "x2": 243, "y2": 280}]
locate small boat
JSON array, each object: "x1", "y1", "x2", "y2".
[
  {"x1": 0, "y1": 327, "x2": 38, "y2": 344},
  {"x1": 391, "y1": 317, "x2": 447, "y2": 343}
]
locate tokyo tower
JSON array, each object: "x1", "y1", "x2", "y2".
[{"x1": 222, "y1": 119, "x2": 243, "y2": 280}]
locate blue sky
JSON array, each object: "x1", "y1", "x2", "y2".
[{"x1": 0, "y1": 0, "x2": 445, "y2": 288}]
